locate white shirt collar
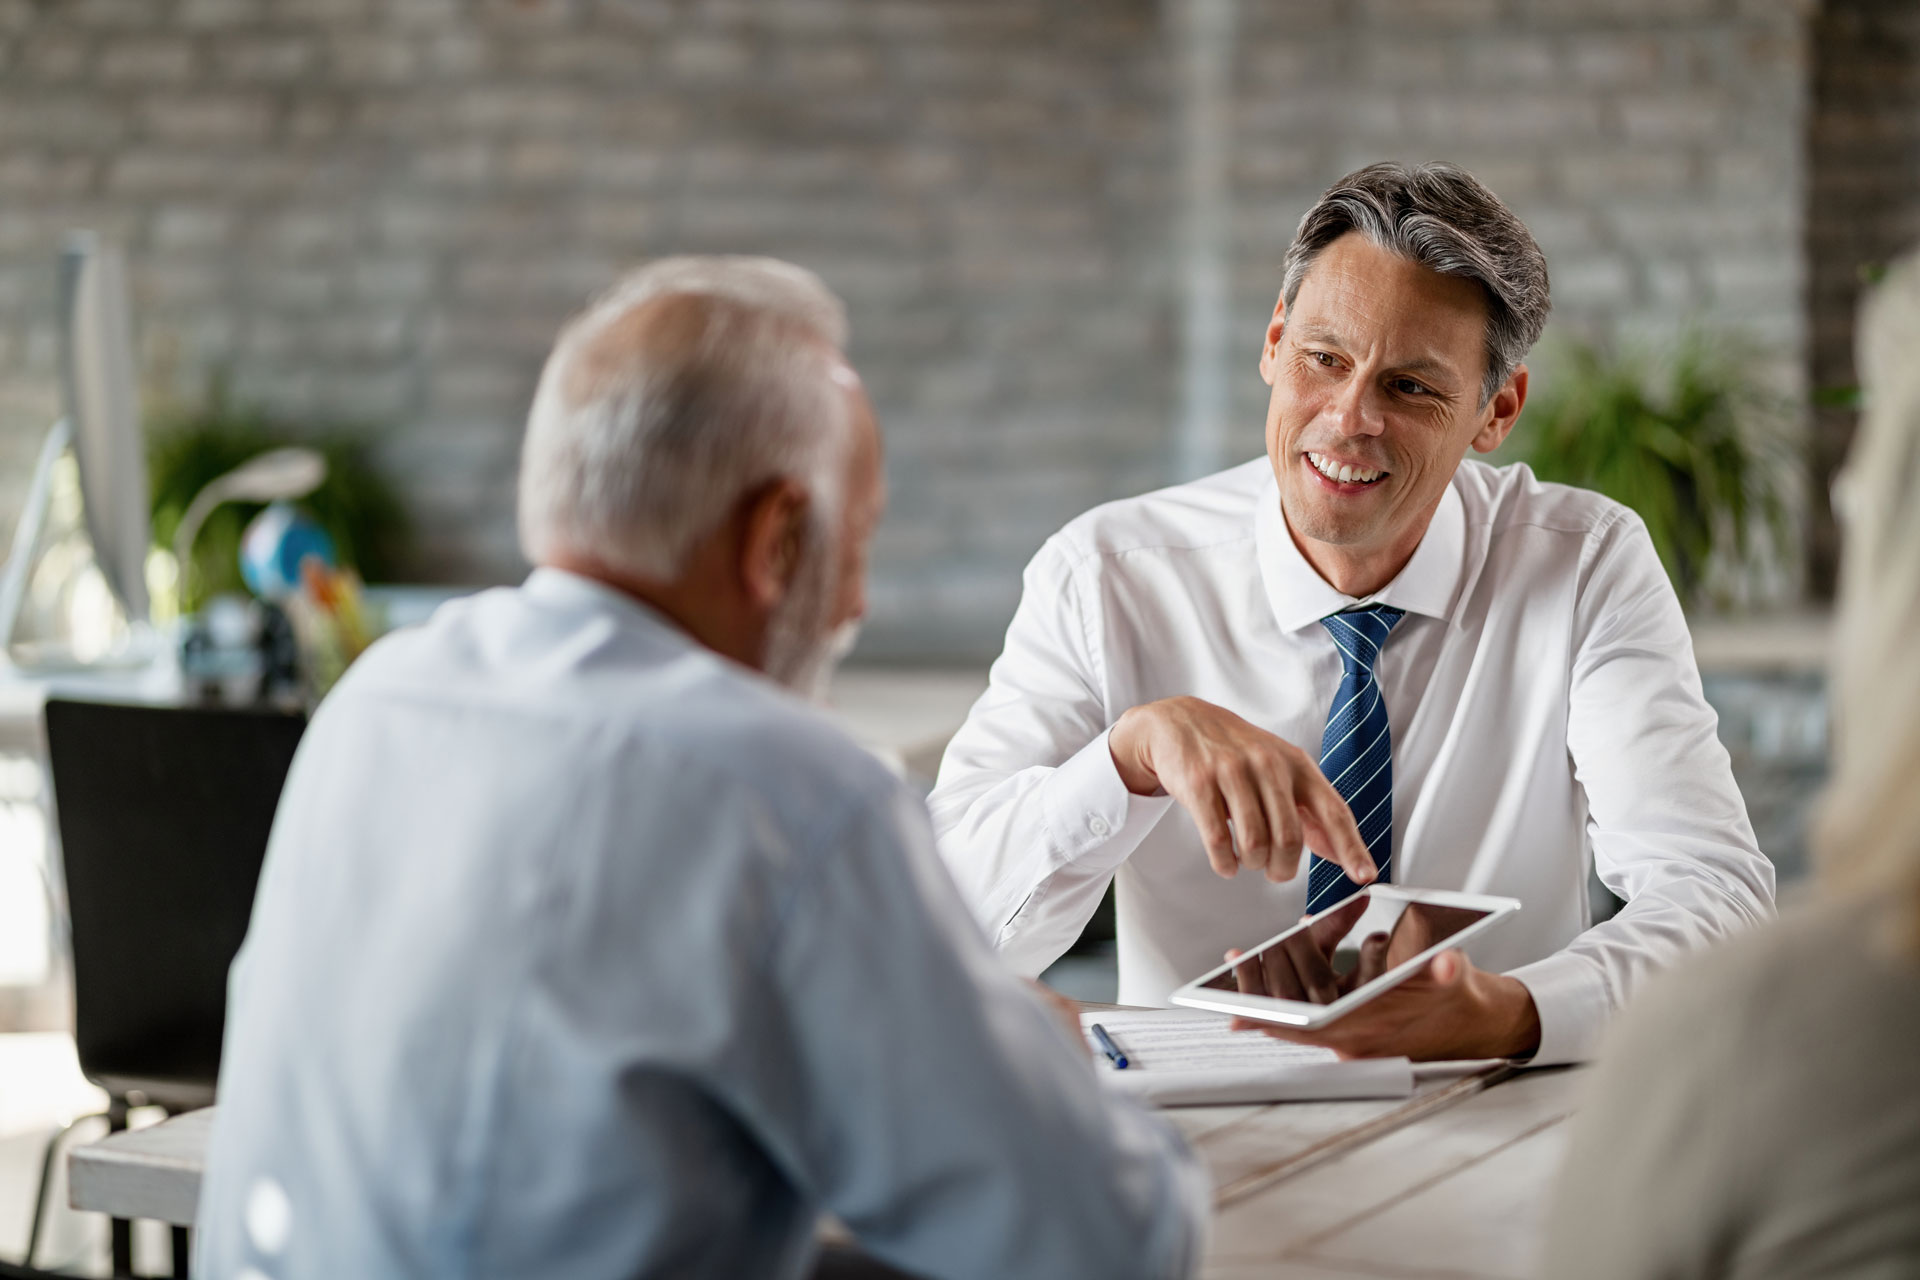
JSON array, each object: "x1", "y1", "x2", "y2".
[
  {"x1": 522, "y1": 566, "x2": 699, "y2": 651},
  {"x1": 1253, "y1": 466, "x2": 1468, "y2": 634}
]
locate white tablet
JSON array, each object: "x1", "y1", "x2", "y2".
[{"x1": 1170, "y1": 885, "x2": 1520, "y2": 1029}]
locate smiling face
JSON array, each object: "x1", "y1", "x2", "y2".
[{"x1": 1262, "y1": 232, "x2": 1528, "y2": 596}]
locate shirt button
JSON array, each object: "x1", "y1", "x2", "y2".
[{"x1": 1088, "y1": 815, "x2": 1111, "y2": 838}]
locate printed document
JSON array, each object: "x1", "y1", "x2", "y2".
[{"x1": 1080, "y1": 1008, "x2": 1414, "y2": 1106}]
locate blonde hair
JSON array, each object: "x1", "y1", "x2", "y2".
[{"x1": 1813, "y1": 249, "x2": 1920, "y2": 951}]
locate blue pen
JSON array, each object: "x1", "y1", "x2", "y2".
[{"x1": 1090, "y1": 1022, "x2": 1129, "y2": 1070}]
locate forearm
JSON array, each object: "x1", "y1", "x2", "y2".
[
  {"x1": 931, "y1": 729, "x2": 1173, "y2": 966},
  {"x1": 1552, "y1": 513, "x2": 1777, "y2": 1062},
  {"x1": 1552, "y1": 699, "x2": 1774, "y2": 1061},
  {"x1": 1511, "y1": 852, "x2": 1772, "y2": 1063}
]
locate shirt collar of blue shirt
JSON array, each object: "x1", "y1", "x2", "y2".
[{"x1": 522, "y1": 565, "x2": 700, "y2": 652}]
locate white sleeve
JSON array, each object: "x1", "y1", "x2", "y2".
[
  {"x1": 1507, "y1": 511, "x2": 1776, "y2": 1064},
  {"x1": 765, "y1": 781, "x2": 1209, "y2": 1280},
  {"x1": 927, "y1": 535, "x2": 1174, "y2": 975}
]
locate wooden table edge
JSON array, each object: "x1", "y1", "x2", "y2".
[{"x1": 1208, "y1": 1064, "x2": 1517, "y2": 1208}]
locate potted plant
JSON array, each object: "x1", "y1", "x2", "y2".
[
  {"x1": 146, "y1": 379, "x2": 408, "y2": 616},
  {"x1": 1502, "y1": 333, "x2": 1799, "y2": 610}
]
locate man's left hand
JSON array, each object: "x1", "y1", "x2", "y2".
[{"x1": 1231, "y1": 949, "x2": 1542, "y2": 1062}]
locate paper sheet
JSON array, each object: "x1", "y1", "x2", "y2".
[{"x1": 1081, "y1": 1008, "x2": 1413, "y2": 1107}]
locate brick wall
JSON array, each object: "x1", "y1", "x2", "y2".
[
  {"x1": 1214, "y1": 0, "x2": 1813, "y2": 459},
  {"x1": 1804, "y1": 0, "x2": 1920, "y2": 597},
  {"x1": 0, "y1": 0, "x2": 1814, "y2": 660}
]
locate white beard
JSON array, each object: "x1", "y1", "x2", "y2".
[
  {"x1": 779, "y1": 618, "x2": 861, "y2": 705},
  {"x1": 761, "y1": 527, "x2": 857, "y2": 703}
]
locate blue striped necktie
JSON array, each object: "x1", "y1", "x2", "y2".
[{"x1": 1307, "y1": 604, "x2": 1405, "y2": 913}]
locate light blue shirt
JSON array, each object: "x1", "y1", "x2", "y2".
[{"x1": 196, "y1": 569, "x2": 1207, "y2": 1280}]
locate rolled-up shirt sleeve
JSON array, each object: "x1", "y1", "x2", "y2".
[
  {"x1": 1509, "y1": 510, "x2": 1776, "y2": 1064},
  {"x1": 928, "y1": 535, "x2": 1174, "y2": 976},
  {"x1": 760, "y1": 781, "x2": 1208, "y2": 1280}
]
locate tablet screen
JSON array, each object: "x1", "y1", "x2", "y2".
[{"x1": 1196, "y1": 889, "x2": 1492, "y2": 1005}]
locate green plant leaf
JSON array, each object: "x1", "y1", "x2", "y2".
[
  {"x1": 148, "y1": 375, "x2": 409, "y2": 613},
  {"x1": 1503, "y1": 330, "x2": 1799, "y2": 608}
]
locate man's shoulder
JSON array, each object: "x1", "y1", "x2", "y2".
[
  {"x1": 1049, "y1": 457, "x2": 1269, "y2": 566},
  {"x1": 670, "y1": 675, "x2": 899, "y2": 804},
  {"x1": 596, "y1": 668, "x2": 905, "y2": 831},
  {"x1": 331, "y1": 595, "x2": 900, "y2": 827},
  {"x1": 1455, "y1": 459, "x2": 1639, "y2": 543}
]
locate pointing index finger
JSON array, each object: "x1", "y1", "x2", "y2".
[{"x1": 1298, "y1": 769, "x2": 1377, "y2": 885}]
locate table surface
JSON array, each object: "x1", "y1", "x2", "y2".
[
  {"x1": 70, "y1": 1064, "x2": 1583, "y2": 1278},
  {"x1": 1179, "y1": 1066, "x2": 1581, "y2": 1279}
]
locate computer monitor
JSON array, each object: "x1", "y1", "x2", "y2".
[
  {"x1": 59, "y1": 231, "x2": 151, "y2": 626},
  {"x1": 0, "y1": 233, "x2": 154, "y2": 664}
]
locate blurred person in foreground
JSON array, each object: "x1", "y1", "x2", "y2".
[
  {"x1": 930, "y1": 162, "x2": 1776, "y2": 1065},
  {"x1": 194, "y1": 257, "x2": 1207, "y2": 1280},
  {"x1": 1542, "y1": 255, "x2": 1920, "y2": 1277}
]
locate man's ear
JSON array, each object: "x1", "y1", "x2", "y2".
[
  {"x1": 1470, "y1": 364, "x2": 1529, "y2": 454},
  {"x1": 739, "y1": 477, "x2": 812, "y2": 610},
  {"x1": 1259, "y1": 293, "x2": 1287, "y2": 387}
]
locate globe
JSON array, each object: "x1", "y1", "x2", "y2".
[{"x1": 239, "y1": 501, "x2": 337, "y2": 601}]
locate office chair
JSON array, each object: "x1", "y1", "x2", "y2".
[
  {"x1": 0, "y1": 1262, "x2": 65, "y2": 1280},
  {"x1": 812, "y1": 1246, "x2": 933, "y2": 1279},
  {"x1": 25, "y1": 699, "x2": 305, "y2": 1278}
]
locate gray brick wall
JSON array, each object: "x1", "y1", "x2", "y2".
[
  {"x1": 1213, "y1": 0, "x2": 1812, "y2": 464},
  {"x1": 0, "y1": 0, "x2": 1813, "y2": 660}
]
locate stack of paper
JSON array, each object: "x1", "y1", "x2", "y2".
[{"x1": 1080, "y1": 1009, "x2": 1414, "y2": 1106}]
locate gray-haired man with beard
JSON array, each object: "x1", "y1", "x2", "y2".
[{"x1": 195, "y1": 258, "x2": 1207, "y2": 1280}]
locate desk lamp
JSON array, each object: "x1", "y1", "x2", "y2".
[{"x1": 172, "y1": 448, "x2": 328, "y2": 607}]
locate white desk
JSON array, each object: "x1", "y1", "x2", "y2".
[
  {"x1": 70, "y1": 1066, "x2": 1584, "y2": 1278},
  {"x1": 67, "y1": 1106, "x2": 212, "y2": 1228}
]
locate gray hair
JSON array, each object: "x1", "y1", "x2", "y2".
[
  {"x1": 1281, "y1": 162, "x2": 1551, "y2": 404},
  {"x1": 517, "y1": 255, "x2": 852, "y2": 579}
]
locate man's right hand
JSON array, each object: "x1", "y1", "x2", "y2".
[{"x1": 1108, "y1": 696, "x2": 1376, "y2": 885}]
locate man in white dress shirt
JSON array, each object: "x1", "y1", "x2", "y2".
[
  {"x1": 195, "y1": 258, "x2": 1207, "y2": 1279},
  {"x1": 930, "y1": 162, "x2": 1775, "y2": 1066}
]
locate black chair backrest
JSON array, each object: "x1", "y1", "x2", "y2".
[
  {"x1": 0, "y1": 1262, "x2": 67, "y2": 1278},
  {"x1": 44, "y1": 698, "x2": 304, "y2": 1099}
]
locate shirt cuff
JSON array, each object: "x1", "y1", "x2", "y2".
[
  {"x1": 1043, "y1": 728, "x2": 1175, "y2": 871},
  {"x1": 1505, "y1": 951, "x2": 1613, "y2": 1066}
]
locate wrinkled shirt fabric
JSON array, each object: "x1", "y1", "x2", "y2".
[
  {"x1": 197, "y1": 569, "x2": 1207, "y2": 1280},
  {"x1": 929, "y1": 459, "x2": 1775, "y2": 1065}
]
